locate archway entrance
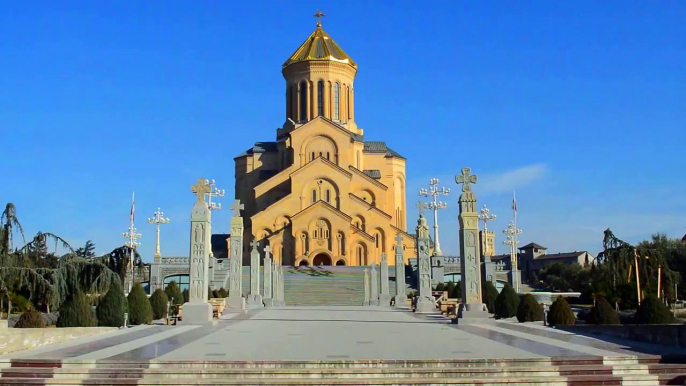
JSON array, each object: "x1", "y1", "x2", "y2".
[
  {"x1": 298, "y1": 260, "x2": 309, "y2": 266},
  {"x1": 335, "y1": 259, "x2": 346, "y2": 266},
  {"x1": 312, "y1": 253, "x2": 332, "y2": 266}
]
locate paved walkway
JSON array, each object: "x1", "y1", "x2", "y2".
[{"x1": 2, "y1": 306, "x2": 679, "y2": 361}]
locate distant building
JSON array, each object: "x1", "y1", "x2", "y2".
[{"x1": 491, "y1": 242, "x2": 595, "y2": 284}]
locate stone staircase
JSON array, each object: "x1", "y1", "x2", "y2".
[
  {"x1": 2, "y1": 356, "x2": 685, "y2": 385},
  {"x1": 236, "y1": 266, "x2": 411, "y2": 306}
]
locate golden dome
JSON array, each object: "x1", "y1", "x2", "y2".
[{"x1": 283, "y1": 24, "x2": 357, "y2": 70}]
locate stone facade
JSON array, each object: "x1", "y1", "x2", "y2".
[{"x1": 233, "y1": 21, "x2": 416, "y2": 268}]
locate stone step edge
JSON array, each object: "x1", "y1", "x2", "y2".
[
  {"x1": 0, "y1": 373, "x2": 679, "y2": 385},
  {"x1": 3, "y1": 363, "x2": 685, "y2": 376}
]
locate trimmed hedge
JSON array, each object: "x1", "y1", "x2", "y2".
[
  {"x1": 635, "y1": 295, "x2": 675, "y2": 324},
  {"x1": 547, "y1": 296, "x2": 575, "y2": 326},
  {"x1": 494, "y1": 283, "x2": 519, "y2": 319},
  {"x1": 588, "y1": 296, "x2": 619, "y2": 325},
  {"x1": 15, "y1": 308, "x2": 46, "y2": 328},
  {"x1": 517, "y1": 294, "x2": 544, "y2": 322},
  {"x1": 165, "y1": 281, "x2": 184, "y2": 305},
  {"x1": 435, "y1": 283, "x2": 445, "y2": 291},
  {"x1": 127, "y1": 283, "x2": 153, "y2": 325},
  {"x1": 149, "y1": 289, "x2": 169, "y2": 320},
  {"x1": 57, "y1": 292, "x2": 97, "y2": 327},
  {"x1": 481, "y1": 281, "x2": 498, "y2": 313},
  {"x1": 96, "y1": 285, "x2": 126, "y2": 327}
]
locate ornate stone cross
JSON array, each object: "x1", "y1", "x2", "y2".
[
  {"x1": 416, "y1": 201, "x2": 428, "y2": 217},
  {"x1": 264, "y1": 245, "x2": 271, "y2": 258},
  {"x1": 191, "y1": 178, "x2": 212, "y2": 203},
  {"x1": 250, "y1": 240, "x2": 258, "y2": 250},
  {"x1": 395, "y1": 234, "x2": 403, "y2": 245},
  {"x1": 230, "y1": 199, "x2": 244, "y2": 218},
  {"x1": 455, "y1": 167, "x2": 478, "y2": 192}
]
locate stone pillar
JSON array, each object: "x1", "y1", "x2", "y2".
[
  {"x1": 263, "y1": 246, "x2": 273, "y2": 307},
  {"x1": 277, "y1": 264, "x2": 286, "y2": 306},
  {"x1": 247, "y1": 241, "x2": 264, "y2": 308},
  {"x1": 378, "y1": 253, "x2": 391, "y2": 306},
  {"x1": 415, "y1": 206, "x2": 436, "y2": 313},
  {"x1": 394, "y1": 234, "x2": 408, "y2": 308},
  {"x1": 226, "y1": 200, "x2": 245, "y2": 311},
  {"x1": 363, "y1": 268, "x2": 370, "y2": 306},
  {"x1": 184, "y1": 178, "x2": 214, "y2": 324},
  {"x1": 455, "y1": 167, "x2": 490, "y2": 324},
  {"x1": 431, "y1": 255, "x2": 445, "y2": 286},
  {"x1": 370, "y1": 263, "x2": 380, "y2": 306}
]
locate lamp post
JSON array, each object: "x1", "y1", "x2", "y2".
[
  {"x1": 122, "y1": 225, "x2": 142, "y2": 294},
  {"x1": 478, "y1": 205, "x2": 496, "y2": 256},
  {"x1": 206, "y1": 179, "x2": 225, "y2": 211},
  {"x1": 148, "y1": 208, "x2": 170, "y2": 263},
  {"x1": 419, "y1": 178, "x2": 450, "y2": 256},
  {"x1": 503, "y1": 221, "x2": 522, "y2": 292}
]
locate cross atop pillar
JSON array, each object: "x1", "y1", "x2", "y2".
[
  {"x1": 250, "y1": 240, "x2": 258, "y2": 250},
  {"x1": 191, "y1": 178, "x2": 212, "y2": 203},
  {"x1": 455, "y1": 167, "x2": 478, "y2": 192},
  {"x1": 394, "y1": 234, "x2": 403, "y2": 245},
  {"x1": 264, "y1": 245, "x2": 271, "y2": 257},
  {"x1": 230, "y1": 199, "x2": 244, "y2": 218},
  {"x1": 416, "y1": 201, "x2": 428, "y2": 217}
]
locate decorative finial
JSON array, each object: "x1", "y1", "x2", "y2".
[{"x1": 314, "y1": 9, "x2": 325, "y2": 27}]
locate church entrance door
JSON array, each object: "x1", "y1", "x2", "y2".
[{"x1": 312, "y1": 253, "x2": 332, "y2": 266}]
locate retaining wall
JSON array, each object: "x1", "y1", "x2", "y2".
[
  {"x1": 0, "y1": 325, "x2": 118, "y2": 354},
  {"x1": 557, "y1": 324, "x2": 686, "y2": 348}
]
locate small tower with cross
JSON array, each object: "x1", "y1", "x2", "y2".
[{"x1": 226, "y1": 198, "x2": 246, "y2": 311}]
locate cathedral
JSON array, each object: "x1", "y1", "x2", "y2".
[{"x1": 233, "y1": 17, "x2": 416, "y2": 267}]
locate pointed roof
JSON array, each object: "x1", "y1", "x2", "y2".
[
  {"x1": 283, "y1": 24, "x2": 357, "y2": 70},
  {"x1": 520, "y1": 242, "x2": 547, "y2": 250}
]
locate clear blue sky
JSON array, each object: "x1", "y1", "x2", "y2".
[{"x1": 1, "y1": 2, "x2": 684, "y2": 261}]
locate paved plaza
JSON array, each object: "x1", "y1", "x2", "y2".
[{"x1": 2, "y1": 307, "x2": 681, "y2": 362}]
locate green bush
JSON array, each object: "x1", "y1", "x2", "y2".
[
  {"x1": 211, "y1": 289, "x2": 219, "y2": 299},
  {"x1": 451, "y1": 281, "x2": 462, "y2": 300},
  {"x1": 96, "y1": 285, "x2": 126, "y2": 327},
  {"x1": 10, "y1": 293, "x2": 30, "y2": 313},
  {"x1": 588, "y1": 296, "x2": 619, "y2": 325},
  {"x1": 149, "y1": 289, "x2": 169, "y2": 320},
  {"x1": 217, "y1": 288, "x2": 228, "y2": 298},
  {"x1": 547, "y1": 296, "x2": 576, "y2": 326},
  {"x1": 165, "y1": 281, "x2": 184, "y2": 305},
  {"x1": 435, "y1": 283, "x2": 445, "y2": 291},
  {"x1": 182, "y1": 289, "x2": 189, "y2": 303},
  {"x1": 481, "y1": 281, "x2": 498, "y2": 313},
  {"x1": 517, "y1": 294, "x2": 544, "y2": 322},
  {"x1": 635, "y1": 295, "x2": 675, "y2": 324},
  {"x1": 57, "y1": 292, "x2": 96, "y2": 327},
  {"x1": 14, "y1": 308, "x2": 46, "y2": 328},
  {"x1": 494, "y1": 283, "x2": 519, "y2": 319},
  {"x1": 127, "y1": 283, "x2": 152, "y2": 325},
  {"x1": 445, "y1": 282, "x2": 456, "y2": 298}
]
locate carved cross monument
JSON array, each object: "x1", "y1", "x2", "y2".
[
  {"x1": 363, "y1": 268, "x2": 370, "y2": 306},
  {"x1": 455, "y1": 167, "x2": 490, "y2": 324},
  {"x1": 247, "y1": 240, "x2": 264, "y2": 308},
  {"x1": 184, "y1": 178, "x2": 213, "y2": 323},
  {"x1": 263, "y1": 245, "x2": 273, "y2": 307},
  {"x1": 226, "y1": 199, "x2": 245, "y2": 311},
  {"x1": 370, "y1": 263, "x2": 379, "y2": 306},
  {"x1": 378, "y1": 253, "x2": 391, "y2": 306},
  {"x1": 393, "y1": 234, "x2": 408, "y2": 308},
  {"x1": 415, "y1": 206, "x2": 436, "y2": 313}
]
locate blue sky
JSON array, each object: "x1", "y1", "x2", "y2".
[{"x1": 1, "y1": 2, "x2": 684, "y2": 261}]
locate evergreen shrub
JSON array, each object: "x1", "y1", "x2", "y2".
[
  {"x1": 14, "y1": 308, "x2": 46, "y2": 328},
  {"x1": 517, "y1": 294, "x2": 544, "y2": 322},
  {"x1": 588, "y1": 296, "x2": 619, "y2": 325},
  {"x1": 149, "y1": 289, "x2": 168, "y2": 320},
  {"x1": 635, "y1": 295, "x2": 675, "y2": 324},
  {"x1": 217, "y1": 288, "x2": 228, "y2": 298},
  {"x1": 451, "y1": 281, "x2": 462, "y2": 300},
  {"x1": 57, "y1": 292, "x2": 97, "y2": 327},
  {"x1": 435, "y1": 283, "x2": 445, "y2": 291},
  {"x1": 182, "y1": 289, "x2": 189, "y2": 303},
  {"x1": 127, "y1": 283, "x2": 152, "y2": 325},
  {"x1": 165, "y1": 281, "x2": 184, "y2": 305},
  {"x1": 547, "y1": 296, "x2": 576, "y2": 326},
  {"x1": 494, "y1": 283, "x2": 519, "y2": 319},
  {"x1": 445, "y1": 282, "x2": 456, "y2": 297},
  {"x1": 481, "y1": 281, "x2": 498, "y2": 313},
  {"x1": 96, "y1": 285, "x2": 126, "y2": 327}
]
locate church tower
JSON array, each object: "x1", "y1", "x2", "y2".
[{"x1": 234, "y1": 12, "x2": 414, "y2": 267}]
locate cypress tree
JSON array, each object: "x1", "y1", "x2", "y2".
[
  {"x1": 494, "y1": 283, "x2": 519, "y2": 319},
  {"x1": 481, "y1": 281, "x2": 498, "y2": 313},
  {"x1": 547, "y1": 296, "x2": 575, "y2": 327},
  {"x1": 96, "y1": 284, "x2": 126, "y2": 327},
  {"x1": 165, "y1": 281, "x2": 184, "y2": 305},
  {"x1": 57, "y1": 292, "x2": 97, "y2": 327},
  {"x1": 127, "y1": 283, "x2": 152, "y2": 325},
  {"x1": 451, "y1": 281, "x2": 462, "y2": 300},
  {"x1": 15, "y1": 308, "x2": 46, "y2": 328},
  {"x1": 588, "y1": 296, "x2": 619, "y2": 325},
  {"x1": 149, "y1": 289, "x2": 168, "y2": 320},
  {"x1": 517, "y1": 294, "x2": 544, "y2": 322},
  {"x1": 635, "y1": 295, "x2": 675, "y2": 324}
]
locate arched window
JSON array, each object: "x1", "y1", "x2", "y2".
[
  {"x1": 312, "y1": 189, "x2": 317, "y2": 203},
  {"x1": 314, "y1": 230, "x2": 318, "y2": 238},
  {"x1": 319, "y1": 151, "x2": 323, "y2": 157},
  {"x1": 333, "y1": 82, "x2": 340, "y2": 121},
  {"x1": 326, "y1": 152, "x2": 330, "y2": 160},
  {"x1": 346, "y1": 86, "x2": 350, "y2": 120},
  {"x1": 311, "y1": 152, "x2": 315, "y2": 161},
  {"x1": 325, "y1": 229, "x2": 329, "y2": 238},
  {"x1": 375, "y1": 234, "x2": 379, "y2": 248},
  {"x1": 325, "y1": 189, "x2": 331, "y2": 203},
  {"x1": 287, "y1": 86, "x2": 292, "y2": 120},
  {"x1": 299, "y1": 80, "x2": 308, "y2": 121},
  {"x1": 317, "y1": 81, "x2": 324, "y2": 116}
]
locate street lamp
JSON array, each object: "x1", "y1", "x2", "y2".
[
  {"x1": 419, "y1": 178, "x2": 450, "y2": 256},
  {"x1": 479, "y1": 204, "x2": 496, "y2": 256},
  {"x1": 503, "y1": 221, "x2": 522, "y2": 292},
  {"x1": 122, "y1": 225, "x2": 141, "y2": 294},
  {"x1": 206, "y1": 179, "x2": 225, "y2": 211},
  {"x1": 148, "y1": 208, "x2": 170, "y2": 262}
]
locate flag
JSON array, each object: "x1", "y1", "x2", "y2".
[
  {"x1": 130, "y1": 192, "x2": 135, "y2": 224},
  {"x1": 512, "y1": 192, "x2": 517, "y2": 213}
]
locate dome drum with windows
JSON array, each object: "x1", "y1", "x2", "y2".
[{"x1": 234, "y1": 11, "x2": 416, "y2": 267}]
